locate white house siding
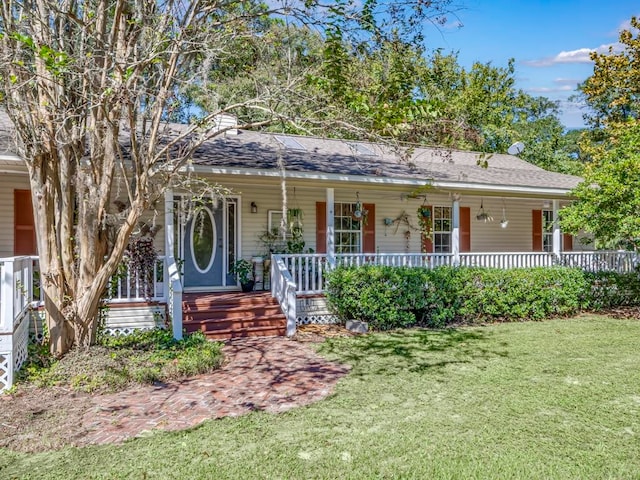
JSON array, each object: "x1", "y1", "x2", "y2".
[
  {"x1": 222, "y1": 179, "x2": 443, "y2": 258},
  {"x1": 200, "y1": 176, "x2": 579, "y2": 258},
  {"x1": 0, "y1": 174, "x2": 31, "y2": 257}
]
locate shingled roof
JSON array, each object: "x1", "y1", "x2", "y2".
[
  {"x1": 0, "y1": 110, "x2": 582, "y2": 193},
  {"x1": 192, "y1": 129, "x2": 583, "y2": 192}
]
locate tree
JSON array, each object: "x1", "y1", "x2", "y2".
[
  {"x1": 561, "y1": 121, "x2": 640, "y2": 249},
  {"x1": 577, "y1": 16, "x2": 640, "y2": 128},
  {"x1": 561, "y1": 16, "x2": 640, "y2": 246},
  {"x1": 0, "y1": 0, "x2": 457, "y2": 356}
]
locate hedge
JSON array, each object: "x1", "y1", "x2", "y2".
[{"x1": 325, "y1": 265, "x2": 640, "y2": 330}]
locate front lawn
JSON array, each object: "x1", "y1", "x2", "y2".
[{"x1": 2, "y1": 315, "x2": 640, "y2": 479}]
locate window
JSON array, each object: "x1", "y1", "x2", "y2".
[
  {"x1": 542, "y1": 210, "x2": 554, "y2": 252},
  {"x1": 432, "y1": 206, "x2": 451, "y2": 253},
  {"x1": 335, "y1": 203, "x2": 362, "y2": 253}
]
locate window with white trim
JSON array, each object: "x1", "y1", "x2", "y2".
[
  {"x1": 335, "y1": 202, "x2": 362, "y2": 253},
  {"x1": 542, "y1": 209, "x2": 554, "y2": 252},
  {"x1": 432, "y1": 206, "x2": 452, "y2": 253}
]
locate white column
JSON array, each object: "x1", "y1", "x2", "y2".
[
  {"x1": 164, "y1": 189, "x2": 183, "y2": 341},
  {"x1": 163, "y1": 189, "x2": 174, "y2": 301},
  {"x1": 552, "y1": 199, "x2": 561, "y2": 257},
  {"x1": 452, "y1": 194, "x2": 460, "y2": 266},
  {"x1": 327, "y1": 188, "x2": 335, "y2": 268}
]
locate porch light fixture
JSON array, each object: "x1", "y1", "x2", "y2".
[
  {"x1": 250, "y1": 201, "x2": 258, "y2": 214},
  {"x1": 500, "y1": 198, "x2": 509, "y2": 229},
  {"x1": 352, "y1": 192, "x2": 367, "y2": 221},
  {"x1": 476, "y1": 198, "x2": 493, "y2": 223},
  {"x1": 542, "y1": 200, "x2": 551, "y2": 209}
]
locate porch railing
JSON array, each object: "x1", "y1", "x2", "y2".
[
  {"x1": 560, "y1": 251, "x2": 638, "y2": 273},
  {"x1": 0, "y1": 256, "x2": 36, "y2": 392},
  {"x1": 458, "y1": 252, "x2": 558, "y2": 269},
  {"x1": 275, "y1": 251, "x2": 638, "y2": 297},
  {"x1": 105, "y1": 256, "x2": 166, "y2": 303},
  {"x1": 271, "y1": 255, "x2": 297, "y2": 336}
]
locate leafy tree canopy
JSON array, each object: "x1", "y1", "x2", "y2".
[
  {"x1": 562, "y1": 17, "x2": 640, "y2": 247},
  {"x1": 561, "y1": 121, "x2": 640, "y2": 249}
]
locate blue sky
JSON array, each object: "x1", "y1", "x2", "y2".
[{"x1": 424, "y1": 0, "x2": 639, "y2": 128}]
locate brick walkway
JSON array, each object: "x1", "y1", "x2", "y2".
[{"x1": 79, "y1": 337, "x2": 349, "y2": 446}]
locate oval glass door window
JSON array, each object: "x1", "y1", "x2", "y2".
[{"x1": 191, "y1": 208, "x2": 217, "y2": 273}]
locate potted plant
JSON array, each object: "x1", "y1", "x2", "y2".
[{"x1": 230, "y1": 258, "x2": 255, "y2": 292}]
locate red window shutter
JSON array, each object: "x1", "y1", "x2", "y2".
[
  {"x1": 532, "y1": 210, "x2": 542, "y2": 252},
  {"x1": 316, "y1": 202, "x2": 326, "y2": 254},
  {"x1": 14, "y1": 190, "x2": 37, "y2": 255},
  {"x1": 420, "y1": 205, "x2": 434, "y2": 253},
  {"x1": 563, "y1": 233, "x2": 573, "y2": 252},
  {"x1": 363, "y1": 203, "x2": 375, "y2": 253},
  {"x1": 460, "y1": 207, "x2": 471, "y2": 252}
]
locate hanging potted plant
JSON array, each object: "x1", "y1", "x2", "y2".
[
  {"x1": 351, "y1": 192, "x2": 369, "y2": 225},
  {"x1": 417, "y1": 205, "x2": 432, "y2": 238},
  {"x1": 230, "y1": 259, "x2": 255, "y2": 292}
]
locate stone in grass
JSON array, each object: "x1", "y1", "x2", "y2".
[{"x1": 345, "y1": 320, "x2": 368, "y2": 334}]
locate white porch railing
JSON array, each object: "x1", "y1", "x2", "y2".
[
  {"x1": 459, "y1": 252, "x2": 558, "y2": 268},
  {"x1": 337, "y1": 253, "x2": 452, "y2": 269},
  {"x1": 560, "y1": 251, "x2": 638, "y2": 273},
  {"x1": 0, "y1": 256, "x2": 36, "y2": 392},
  {"x1": 271, "y1": 255, "x2": 297, "y2": 336},
  {"x1": 106, "y1": 256, "x2": 166, "y2": 302}
]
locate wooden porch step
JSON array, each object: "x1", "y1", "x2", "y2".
[{"x1": 182, "y1": 291, "x2": 286, "y2": 340}]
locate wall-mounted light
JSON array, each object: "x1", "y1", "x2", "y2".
[
  {"x1": 250, "y1": 201, "x2": 258, "y2": 214},
  {"x1": 542, "y1": 200, "x2": 551, "y2": 209}
]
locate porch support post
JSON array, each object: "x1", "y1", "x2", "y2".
[
  {"x1": 552, "y1": 199, "x2": 561, "y2": 258},
  {"x1": 164, "y1": 188, "x2": 183, "y2": 340},
  {"x1": 163, "y1": 188, "x2": 175, "y2": 299},
  {"x1": 327, "y1": 187, "x2": 336, "y2": 268},
  {"x1": 452, "y1": 194, "x2": 461, "y2": 266}
]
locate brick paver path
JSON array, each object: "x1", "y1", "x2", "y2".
[{"x1": 80, "y1": 337, "x2": 349, "y2": 446}]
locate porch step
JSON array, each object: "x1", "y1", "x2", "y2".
[{"x1": 182, "y1": 292, "x2": 286, "y2": 340}]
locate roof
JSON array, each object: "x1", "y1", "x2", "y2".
[
  {"x1": 0, "y1": 110, "x2": 582, "y2": 193},
  {"x1": 192, "y1": 130, "x2": 583, "y2": 193}
]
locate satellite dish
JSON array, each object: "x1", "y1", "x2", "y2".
[{"x1": 507, "y1": 141, "x2": 525, "y2": 155}]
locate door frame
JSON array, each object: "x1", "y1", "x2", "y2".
[{"x1": 176, "y1": 195, "x2": 242, "y2": 292}]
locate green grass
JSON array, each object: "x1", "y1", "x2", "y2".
[{"x1": 3, "y1": 315, "x2": 640, "y2": 479}]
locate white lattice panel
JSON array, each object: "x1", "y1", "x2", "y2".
[
  {"x1": 103, "y1": 325, "x2": 159, "y2": 337},
  {"x1": 0, "y1": 353, "x2": 9, "y2": 391},
  {"x1": 296, "y1": 296, "x2": 339, "y2": 325},
  {"x1": 297, "y1": 314, "x2": 339, "y2": 325},
  {"x1": 13, "y1": 313, "x2": 29, "y2": 371}
]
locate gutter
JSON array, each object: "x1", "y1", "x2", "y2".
[{"x1": 186, "y1": 164, "x2": 577, "y2": 198}]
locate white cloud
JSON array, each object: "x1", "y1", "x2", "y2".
[
  {"x1": 527, "y1": 85, "x2": 574, "y2": 93},
  {"x1": 553, "y1": 77, "x2": 581, "y2": 87},
  {"x1": 610, "y1": 17, "x2": 640, "y2": 36},
  {"x1": 523, "y1": 43, "x2": 623, "y2": 67}
]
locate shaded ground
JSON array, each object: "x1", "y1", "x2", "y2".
[{"x1": 0, "y1": 331, "x2": 351, "y2": 452}]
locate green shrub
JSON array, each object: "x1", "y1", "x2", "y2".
[
  {"x1": 584, "y1": 271, "x2": 640, "y2": 309},
  {"x1": 326, "y1": 265, "x2": 598, "y2": 330},
  {"x1": 326, "y1": 265, "x2": 430, "y2": 330},
  {"x1": 17, "y1": 329, "x2": 223, "y2": 393}
]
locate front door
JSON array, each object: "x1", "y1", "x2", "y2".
[{"x1": 181, "y1": 198, "x2": 238, "y2": 290}]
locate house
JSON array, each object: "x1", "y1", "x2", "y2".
[{"x1": 2, "y1": 114, "x2": 634, "y2": 390}]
